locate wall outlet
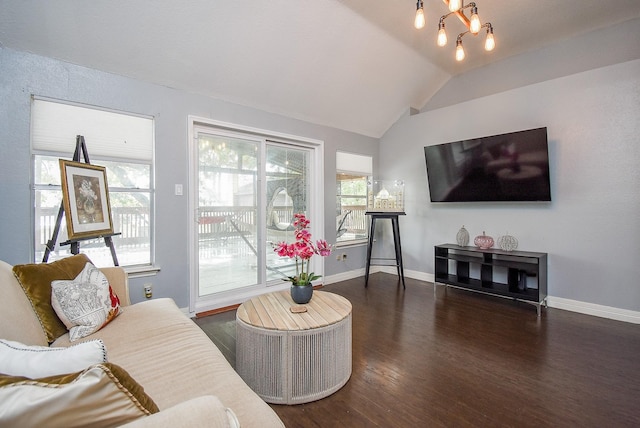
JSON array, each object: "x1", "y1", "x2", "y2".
[
  {"x1": 143, "y1": 283, "x2": 152, "y2": 299},
  {"x1": 342, "y1": 254, "x2": 347, "y2": 261}
]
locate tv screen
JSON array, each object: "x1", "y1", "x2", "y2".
[{"x1": 424, "y1": 127, "x2": 551, "y2": 202}]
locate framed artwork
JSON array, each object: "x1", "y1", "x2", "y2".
[{"x1": 59, "y1": 160, "x2": 114, "y2": 240}]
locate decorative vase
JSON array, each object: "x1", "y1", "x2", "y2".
[
  {"x1": 498, "y1": 233, "x2": 518, "y2": 251},
  {"x1": 456, "y1": 225, "x2": 469, "y2": 247},
  {"x1": 474, "y1": 232, "x2": 494, "y2": 249},
  {"x1": 83, "y1": 197, "x2": 95, "y2": 214},
  {"x1": 291, "y1": 284, "x2": 313, "y2": 304}
]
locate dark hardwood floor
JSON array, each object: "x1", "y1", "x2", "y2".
[{"x1": 193, "y1": 273, "x2": 640, "y2": 427}]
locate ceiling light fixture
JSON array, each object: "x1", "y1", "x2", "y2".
[
  {"x1": 448, "y1": 0, "x2": 462, "y2": 12},
  {"x1": 414, "y1": 0, "x2": 426, "y2": 29},
  {"x1": 455, "y1": 37, "x2": 465, "y2": 61},
  {"x1": 484, "y1": 24, "x2": 495, "y2": 51},
  {"x1": 437, "y1": 18, "x2": 447, "y2": 46},
  {"x1": 414, "y1": 0, "x2": 495, "y2": 61}
]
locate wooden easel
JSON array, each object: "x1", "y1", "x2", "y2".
[{"x1": 42, "y1": 135, "x2": 120, "y2": 265}]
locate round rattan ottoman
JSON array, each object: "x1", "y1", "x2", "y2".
[{"x1": 236, "y1": 290, "x2": 352, "y2": 405}]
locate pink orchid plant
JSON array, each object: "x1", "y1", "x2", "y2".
[{"x1": 273, "y1": 213, "x2": 332, "y2": 286}]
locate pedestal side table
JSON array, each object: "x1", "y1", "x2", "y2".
[
  {"x1": 364, "y1": 211, "x2": 406, "y2": 288},
  {"x1": 236, "y1": 290, "x2": 352, "y2": 405}
]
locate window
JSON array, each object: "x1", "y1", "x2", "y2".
[
  {"x1": 336, "y1": 152, "x2": 372, "y2": 245},
  {"x1": 31, "y1": 98, "x2": 154, "y2": 269}
]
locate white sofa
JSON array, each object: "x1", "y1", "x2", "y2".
[{"x1": 0, "y1": 256, "x2": 284, "y2": 427}]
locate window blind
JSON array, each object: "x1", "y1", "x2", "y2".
[
  {"x1": 31, "y1": 99, "x2": 153, "y2": 161},
  {"x1": 336, "y1": 151, "x2": 372, "y2": 175}
]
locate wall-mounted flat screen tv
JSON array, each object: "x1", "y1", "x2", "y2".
[{"x1": 424, "y1": 127, "x2": 551, "y2": 202}]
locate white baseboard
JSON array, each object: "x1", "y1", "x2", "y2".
[
  {"x1": 324, "y1": 268, "x2": 367, "y2": 285},
  {"x1": 546, "y1": 296, "x2": 640, "y2": 324},
  {"x1": 324, "y1": 267, "x2": 435, "y2": 285},
  {"x1": 327, "y1": 268, "x2": 640, "y2": 324},
  {"x1": 188, "y1": 268, "x2": 639, "y2": 324},
  {"x1": 372, "y1": 266, "x2": 435, "y2": 284}
]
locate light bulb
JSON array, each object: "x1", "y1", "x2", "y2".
[
  {"x1": 414, "y1": 8, "x2": 425, "y2": 29},
  {"x1": 470, "y1": 7, "x2": 481, "y2": 34},
  {"x1": 455, "y1": 40, "x2": 465, "y2": 61},
  {"x1": 437, "y1": 27, "x2": 447, "y2": 47},
  {"x1": 437, "y1": 20, "x2": 447, "y2": 46},
  {"x1": 449, "y1": 0, "x2": 462, "y2": 12},
  {"x1": 485, "y1": 27, "x2": 495, "y2": 51}
]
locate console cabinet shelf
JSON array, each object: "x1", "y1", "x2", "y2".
[{"x1": 434, "y1": 244, "x2": 548, "y2": 315}]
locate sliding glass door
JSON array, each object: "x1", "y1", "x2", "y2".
[
  {"x1": 265, "y1": 144, "x2": 311, "y2": 282},
  {"x1": 190, "y1": 122, "x2": 320, "y2": 313},
  {"x1": 195, "y1": 132, "x2": 260, "y2": 296}
]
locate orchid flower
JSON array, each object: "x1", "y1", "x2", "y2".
[{"x1": 273, "y1": 213, "x2": 332, "y2": 286}]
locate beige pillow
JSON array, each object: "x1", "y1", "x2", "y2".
[
  {"x1": 51, "y1": 262, "x2": 121, "y2": 342},
  {"x1": 0, "y1": 363, "x2": 159, "y2": 428},
  {"x1": 12, "y1": 254, "x2": 93, "y2": 343},
  {"x1": 0, "y1": 338, "x2": 107, "y2": 378}
]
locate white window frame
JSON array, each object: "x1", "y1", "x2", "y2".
[
  {"x1": 336, "y1": 151, "x2": 372, "y2": 247},
  {"x1": 30, "y1": 97, "x2": 156, "y2": 275},
  {"x1": 187, "y1": 116, "x2": 325, "y2": 314}
]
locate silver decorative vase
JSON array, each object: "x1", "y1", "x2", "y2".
[
  {"x1": 498, "y1": 233, "x2": 518, "y2": 251},
  {"x1": 456, "y1": 225, "x2": 469, "y2": 247}
]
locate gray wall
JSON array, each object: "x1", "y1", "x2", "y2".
[
  {"x1": 0, "y1": 47, "x2": 376, "y2": 307},
  {"x1": 379, "y1": 58, "x2": 640, "y2": 312},
  {"x1": 423, "y1": 19, "x2": 640, "y2": 112},
  {"x1": 3, "y1": 19, "x2": 639, "y2": 316}
]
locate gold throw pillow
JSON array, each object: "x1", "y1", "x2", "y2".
[{"x1": 12, "y1": 254, "x2": 93, "y2": 343}]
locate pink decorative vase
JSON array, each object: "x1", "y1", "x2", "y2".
[{"x1": 474, "y1": 232, "x2": 494, "y2": 249}]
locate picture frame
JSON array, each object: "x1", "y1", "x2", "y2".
[{"x1": 59, "y1": 159, "x2": 114, "y2": 240}]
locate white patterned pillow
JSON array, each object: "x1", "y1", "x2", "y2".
[
  {"x1": 51, "y1": 262, "x2": 121, "y2": 342},
  {"x1": 0, "y1": 339, "x2": 107, "y2": 378}
]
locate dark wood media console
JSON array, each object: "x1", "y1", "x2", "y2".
[{"x1": 434, "y1": 244, "x2": 548, "y2": 315}]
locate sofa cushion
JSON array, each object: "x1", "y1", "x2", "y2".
[
  {"x1": 0, "y1": 338, "x2": 107, "y2": 378},
  {"x1": 12, "y1": 254, "x2": 93, "y2": 343},
  {"x1": 0, "y1": 260, "x2": 47, "y2": 345},
  {"x1": 51, "y1": 262, "x2": 121, "y2": 341},
  {"x1": 120, "y1": 396, "x2": 240, "y2": 428},
  {"x1": 52, "y1": 298, "x2": 286, "y2": 427},
  {"x1": 0, "y1": 363, "x2": 159, "y2": 428}
]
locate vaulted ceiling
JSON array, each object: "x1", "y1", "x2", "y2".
[{"x1": 1, "y1": 0, "x2": 639, "y2": 137}]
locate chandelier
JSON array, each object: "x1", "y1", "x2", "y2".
[{"x1": 414, "y1": 0, "x2": 495, "y2": 61}]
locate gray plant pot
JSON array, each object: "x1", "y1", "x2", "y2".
[{"x1": 290, "y1": 285, "x2": 313, "y2": 304}]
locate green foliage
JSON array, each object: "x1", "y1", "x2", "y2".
[{"x1": 285, "y1": 271, "x2": 322, "y2": 286}]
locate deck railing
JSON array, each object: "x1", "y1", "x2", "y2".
[
  {"x1": 36, "y1": 206, "x2": 150, "y2": 248},
  {"x1": 340, "y1": 205, "x2": 367, "y2": 235},
  {"x1": 35, "y1": 205, "x2": 368, "y2": 249}
]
